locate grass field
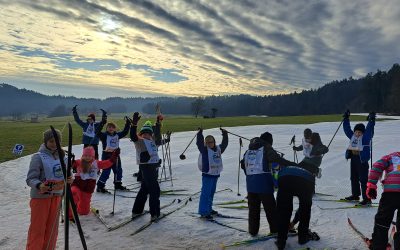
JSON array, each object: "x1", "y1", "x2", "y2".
[{"x1": 0, "y1": 114, "x2": 372, "y2": 163}]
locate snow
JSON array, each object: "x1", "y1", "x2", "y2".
[{"x1": 1, "y1": 119, "x2": 400, "y2": 250}]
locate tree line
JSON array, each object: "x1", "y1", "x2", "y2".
[{"x1": 1, "y1": 63, "x2": 399, "y2": 118}]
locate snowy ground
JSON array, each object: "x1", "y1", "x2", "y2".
[{"x1": 1, "y1": 117, "x2": 399, "y2": 250}]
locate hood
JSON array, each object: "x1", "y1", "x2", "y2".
[
  {"x1": 249, "y1": 137, "x2": 264, "y2": 150},
  {"x1": 38, "y1": 144, "x2": 60, "y2": 159}
]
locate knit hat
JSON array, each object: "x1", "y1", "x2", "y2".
[
  {"x1": 354, "y1": 123, "x2": 365, "y2": 133},
  {"x1": 304, "y1": 128, "x2": 312, "y2": 139},
  {"x1": 43, "y1": 129, "x2": 61, "y2": 144},
  {"x1": 260, "y1": 132, "x2": 273, "y2": 145},
  {"x1": 87, "y1": 113, "x2": 95, "y2": 121},
  {"x1": 140, "y1": 120, "x2": 153, "y2": 134},
  {"x1": 82, "y1": 146, "x2": 95, "y2": 158}
]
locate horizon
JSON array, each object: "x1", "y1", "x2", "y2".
[{"x1": 1, "y1": 1, "x2": 399, "y2": 98}]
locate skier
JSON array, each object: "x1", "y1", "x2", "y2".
[
  {"x1": 70, "y1": 146, "x2": 119, "y2": 216},
  {"x1": 240, "y1": 136, "x2": 278, "y2": 236},
  {"x1": 342, "y1": 111, "x2": 376, "y2": 205},
  {"x1": 130, "y1": 112, "x2": 164, "y2": 221},
  {"x1": 26, "y1": 129, "x2": 73, "y2": 250},
  {"x1": 72, "y1": 105, "x2": 104, "y2": 159},
  {"x1": 367, "y1": 151, "x2": 400, "y2": 250},
  {"x1": 292, "y1": 128, "x2": 313, "y2": 159},
  {"x1": 96, "y1": 118, "x2": 130, "y2": 193},
  {"x1": 197, "y1": 127, "x2": 228, "y2": 219},
  {"x1": 288, "y1": 132, "x2": 329, "y2": 232}
]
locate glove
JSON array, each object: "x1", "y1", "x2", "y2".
[
  {"x1": 366, "y1": 182, "x2": 377, "y2": 200},
  {"x1": 292, "y1": 146, "x2": 298, "y2": 151},
  {"x1": 198, "y1": 127, "x2": 203, "y2": 134},
  {"x1": 367, "y1": 112, "x2": 376, "y2": 122},
  {"x1": 157, "y1": 114, "x2": 164, "y2": 123},
  {"x1": 220, "y1": 128, "x2": 228, "y2": 135},
  {"x1": 72, "y1": 105, "x2": 77, "y2": 113},
  {"x1": 343, "y1": 109, "x2": 350, "y2": 119},
  {"x1": 110, "y1": 148, "x2": 120, "y2": 163},
  {"x1": 132, "y1": 112, "x2": 141, "y2": 125}
]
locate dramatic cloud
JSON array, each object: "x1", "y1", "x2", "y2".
[{"x1": 0, "y1": 0, "x2": 399, "y2": 97}]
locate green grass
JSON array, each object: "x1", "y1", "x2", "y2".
[{"x1": 0, "y1": 114, "x2": 375, "y2": 163}]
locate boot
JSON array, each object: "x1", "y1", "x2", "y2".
[
  {"x1": 114, "y1": 182, "x2": 127, "y2": 190},
  {"x1": 96, "y1": 186, "x2": 110, "y2": 193},
  {"x1": 343, "y1": 195, "x2": 360, "y2": 201}
]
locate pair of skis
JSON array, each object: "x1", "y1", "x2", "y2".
[
  {"x1": 347, "y1": 217, "x2": 392, "y2": 249},
  {"x1": 50, "y1": 124, "x2": 87, "y2": 249}
]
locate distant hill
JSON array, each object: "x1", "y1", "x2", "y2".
[{"x1": 1, "y1": 63, "x2": 399, "y2": 117}]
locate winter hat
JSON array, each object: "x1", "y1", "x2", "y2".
[
  {"x1": 87, "y1": 113, "x2": 95, "y2": 121},
  {"x1": 354, "y1": 123, "x2": 365, "y2": 133},
  {"x1": 260, "y1": 132, "x2": 273, "y2": 145},
  {"x1": 82, "y1": 146, "x2": 95, "y2": 158},
  {"x1": 304, "y1": 128, "x2": 312, "y2": 139},
  {"x1": 140, "y1": 120, "x2": 153, "y2": 134},
  {"x1": 43, "y1": 129, "x2": 61, "y2": 144}
]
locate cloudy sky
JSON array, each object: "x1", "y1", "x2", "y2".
[{"x1": 0, "y1": 0, "x2": 399, "y2": 98}]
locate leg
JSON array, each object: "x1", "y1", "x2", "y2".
[
  {"x1": 132, "y1": 166, "x2": 149, "y2": 214},
  {"x1": 116, "y1": 156, "x2": 123, "y2": 182},
  {"x1": 43, "y1": 196, "x2": 62, "y2": 250},
  {"x1": 144, "y1": 166, "x2": 160, "y2": 217},
  {"x1": 260, "y1": 193, "x2": 278, "y2": 233},
  {"x1": 359, "y1": 162, "x2": 370, "y2": 201},
  {"x1": 276, "y1": 176, "x2": 294, "y2": 248},
  {"x1": 247, "y1": 192, "x2": 261, "y2": 236},
  {"x1": 78, "y1": 191, "x2": 92, "y2": 215},
  {"x1": 26, "y1": 198, "x2": 53, "y2": 250},
  {"x1": 70, "y1": 186, "x2": 81, "y2": 218},
  {"x1": 97, "y1": 168, "x2": 112, "y2": 189},
  {"x1": 372, "y1": 193, "x2": 398, "y2": 250},
  {"x1": 296, "y1": 181, "x2": 313, "y2": 243},
  {"x1": 209, "y1": 177, "x2": 218, "y2": 212},
  {"x1": 198, "y1": 175, "x2": 213, "y2": 216},
  {"x1": 350, "y1": 156, "x2": 361, "y2": 197}
]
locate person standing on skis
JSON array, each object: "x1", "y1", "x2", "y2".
[
  {"x1": 72, "y1": 105, "x2": 104, "y2": 159},
  {"x1": 342, "y1": 111, "x2": 376, "y2": 206},
  {"x1": 367, "y1": 151, "x2": 400, "y2": 250}
]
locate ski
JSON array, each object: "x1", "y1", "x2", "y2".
[
  {"x1": 314, "y1": 192, "x2": 335, "y2": 197},
  {"x1": 221, "y1": 232, "x2": 297, "y2": 248},
  {"x1": 218, "y1": 205, "x2": 249, "y2": 210},
  {"x1": 215, "y1": 199, "x2": 247, "y2": 205},
  {"x1": 107, "y1": 199, "x2": 177, "y2": 231},
  {"x1": 186, "y1": 212, "x2": 246, "y2": 220},
  {"x1": 91, "y1": 207, "x2": 113, "y2": 230},
  {"x1": 317, "y1": 204, "x2": 378, "y2": 210},
  {"x1": 314, "y1": 198, "x2": 378, "y2": 204},
  {"x1": 186, "y1": 213, "x2": 247, "y2": 233},
  {"x1": 130, "y1": 190, "x2": 203, "y2": 236},
  {"x1": 347, "y1": 217, "x2": 391, "y2": 250}
]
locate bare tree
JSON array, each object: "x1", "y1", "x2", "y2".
[
  {"x1": 191, "y1": 98, "x2": 205, "y2": 118},
  {"x1": 211, "y1": 108, "x2": 218, "y2": 118}
]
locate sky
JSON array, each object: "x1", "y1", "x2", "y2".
[{"x1": 0, "y1": 0, "x2": 399, "y2": 98}]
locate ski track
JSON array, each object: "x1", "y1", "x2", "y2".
[{"x1": 1, "y1": 117, "x2": 399, "y2": 249}]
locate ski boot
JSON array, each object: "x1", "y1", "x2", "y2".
[
  {"x1": 96, "y1": 186, "x2": 110, "y2": 194},
  {"x1": 298, "y1": 229, "x2": 320, "y2": 244},
  {"x1": 357, "y1": 199, "x2": 372, "y2": 206},
  {"x1": 210, "y1": 209, "x2": 219, "y2": 216},
  {"x1": 343, "y1": 195, "x2": 360, "y2": 201},
  {"x1": 114, "y1": 182, "x2": 127, "y2": 190}
]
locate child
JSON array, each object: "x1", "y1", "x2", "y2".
[
  {"x1": 342, "y1": 110, "x2": 375, "y2": 205},
  {"x1": 196, "y1": 128, "x2": 228, "y2": 218},
  {"x1": 72, "y1": 105, "x2": 104, "y2": 159},
  {"x1": 241, "y1": 136, "x2": 278, "y2": 236},
  {"x1": 96, "y1": 119, "x2": 130, "y2": 192},
  {"x1": 293, "y1": 128, "x2": 313, "y2": 158},
  {"x1": 367, "y1": 151, "x2": 400, "y2": 250},
  {"x1": 70, "y1": 146, "x2": 119, "y2": 216},
  {"x1": 289, "y1": 132, "x2": 328, "y2": 231},
  {"x1": 26, "y1": 129, "x2": 72, "y2": 250},
  {"x1": 130, "y1": 112, "x2": 164, "y2": 221}
]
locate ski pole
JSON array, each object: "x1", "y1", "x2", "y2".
[
  {"x1": 327, "y1": 118, "x2": 344, "y2": 149},
  {"x1": 111, "y1": 156, "x2": 119, "y2": 215},
  {"x1": 220, "y1": 127, "x2": 250, "y2": 141},
  {"x1": 237, "y1": 138, "x2": 243, "y2": 196},
  {"x1": 179, "y1": 132, "x2": 197, "y2": 160}
]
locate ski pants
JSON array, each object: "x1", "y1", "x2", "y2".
[
  {"x1": 132, "y1": 164, "x2": 160, "y2": 217},
  {"x1": 276, "y1": 175, "x2": 314, "y2": 245},
  {"x1": 26, "y1": 196, "x2": 61, "y2": 250},
  {"x1": 248, "y1": 192, "x2": 278, "y2": 235},
  {"x1": 350, "y1": 155, "x2": 369, "y2": 200},
  {"x1": 83, "y1": 144, "x2": 99, "y2": 160},
  {"x1": 97, "y1": 154, "x2": 122, "y2": 188},
  {"x1": 198, "y1": 174, "x2": 219, "y2": 216},
  {"x1": 372, "y1": 192, "x2": 400, "y2": 250},
  {"x1": 69, "y1": 186, "x2": 92, "y2": 217}
]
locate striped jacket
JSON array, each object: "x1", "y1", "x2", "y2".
[{"x1": 368, "y1": 152, "x2": 400, "y2": 192}]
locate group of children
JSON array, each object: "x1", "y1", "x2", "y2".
[{"x1": 25, "y1": 108, "x2": 399, "y2": 250}]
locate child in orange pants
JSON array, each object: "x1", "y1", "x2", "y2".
[
  {"x1": 26, "y1": 129, "x2": 72, "y2": 250},
  {"x1": 70, "y1": 146, "x2": 119, "y2": 216}
]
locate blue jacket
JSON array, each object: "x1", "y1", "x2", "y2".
[
  {"x1": 343, "y1": 118, "x2": 375, "y2": 163},
  {"x1": 196, "y1": 130, "x2": 228, "y2": 177},
  {"x1": 73, "y1": 111, "x2": 101, "y2": 145},
  {"x1": 278, "y1": 166, "x2": 315, "y2": 183}
]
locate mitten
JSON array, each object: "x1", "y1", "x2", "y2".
[{"x1": 366, "y1": 182, "x2": 377, "y2": 200}]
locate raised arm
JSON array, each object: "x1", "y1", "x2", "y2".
[
  {"x1": 118, "y1": 118, "x2": 131, "y2": 139},
  {"x1": 219, "y1": 129, "x2": 228, "y2": 153},
  {"x1": 72, "y1": 105, "x2": 86, "y2": 128},
  {"x1": 129, "y1": 112, "x2": 141, "y2": 142},
  {"x1": 196, "y1": 129, "x2": 205, "y2": 152}
]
